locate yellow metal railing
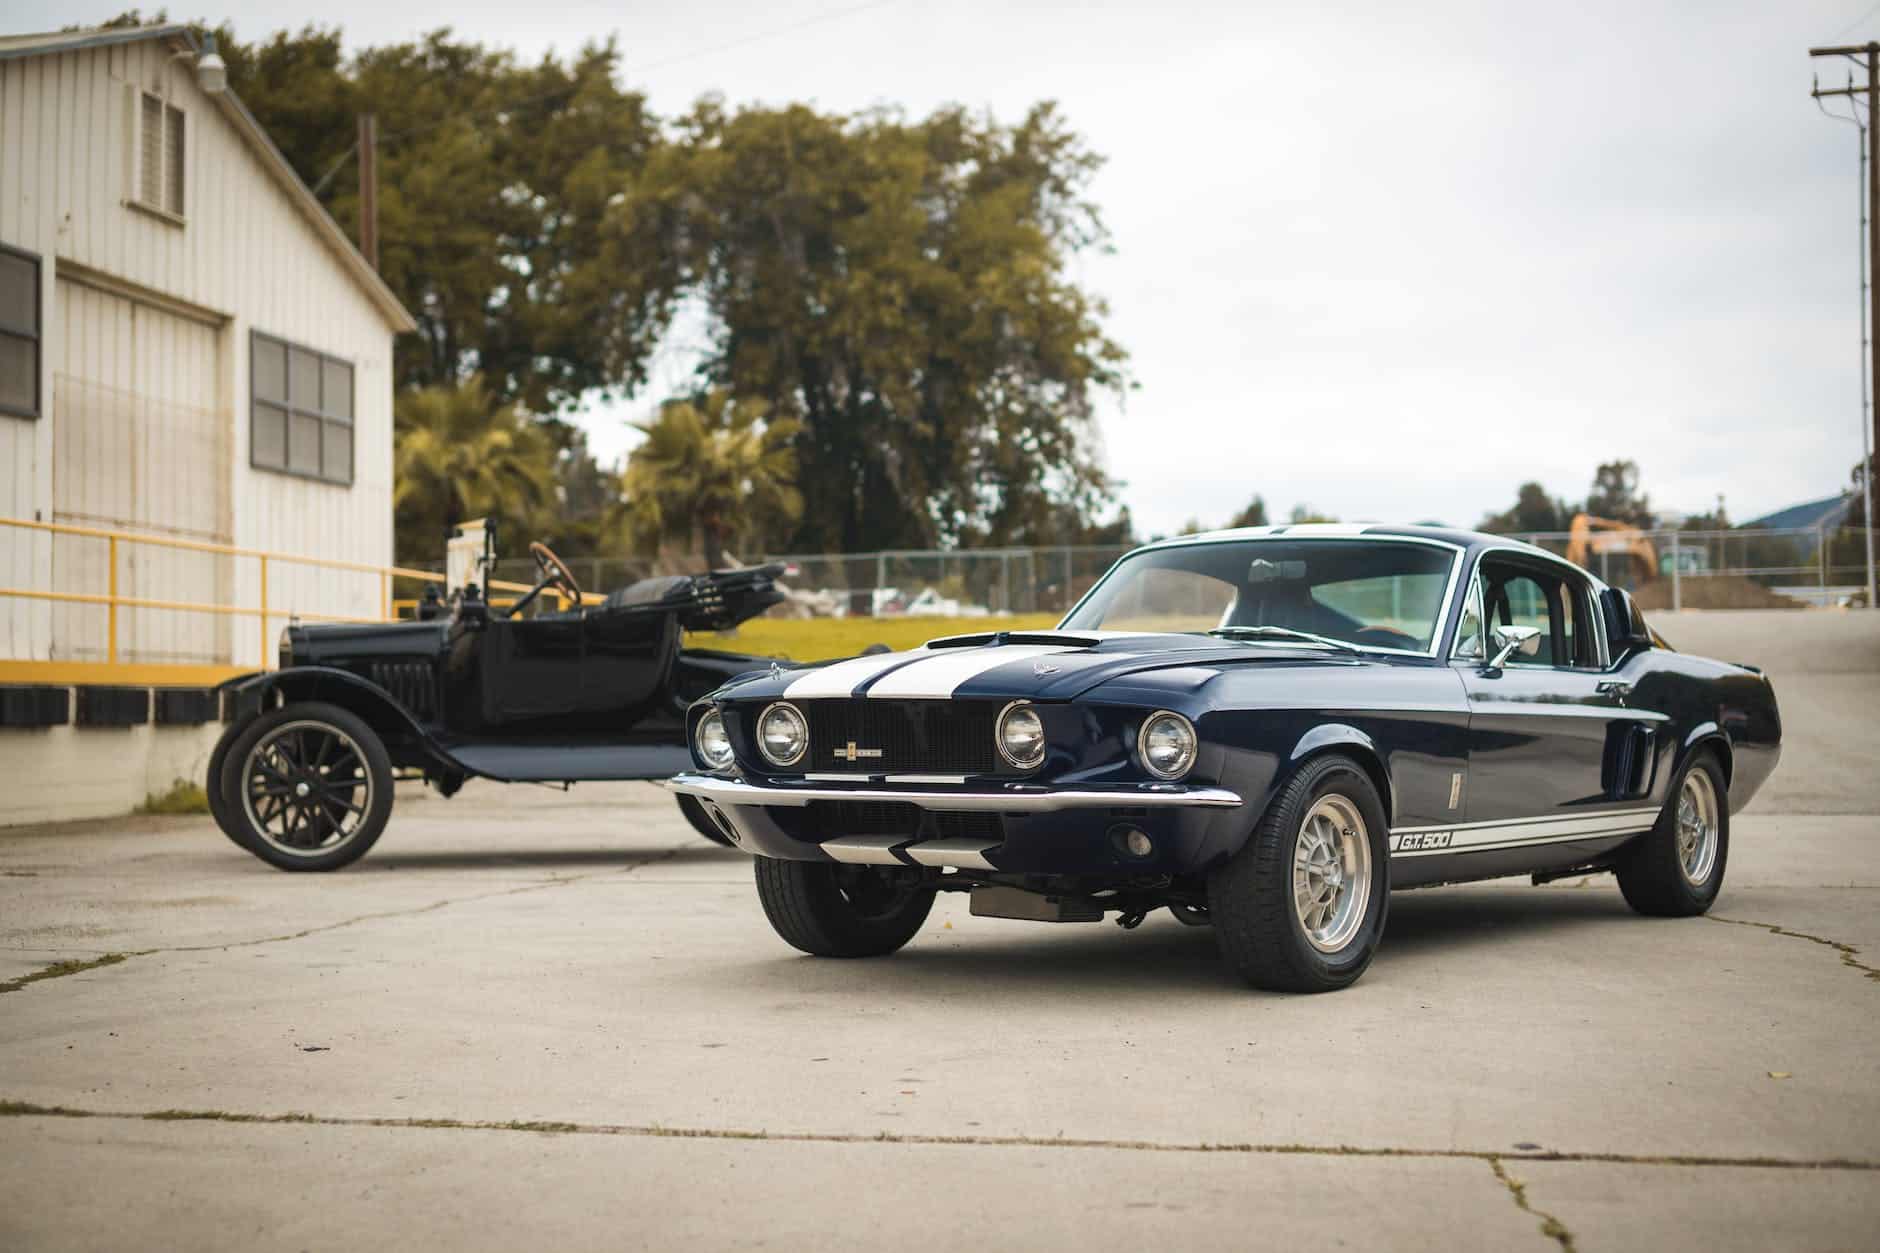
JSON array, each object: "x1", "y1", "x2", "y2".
[{"x1": 0, "y1": 515, "x2": 560, "y2": 675}]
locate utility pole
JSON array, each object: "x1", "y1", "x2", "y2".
[
  {"x1": 356, "y1": 113, "x2": 380, "y2": 270},
  {"x1": 1811, "y1": 42, "x2": 1880, "y2": 608}
]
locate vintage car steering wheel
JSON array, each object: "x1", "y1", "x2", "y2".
[{"x1": 507, "y1": 541, "x2": 584, "y2": 617}]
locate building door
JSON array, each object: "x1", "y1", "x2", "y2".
[{"x1": 52, "y1": 276, "x2": 230, "y2": 664}]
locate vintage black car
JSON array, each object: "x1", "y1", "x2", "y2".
[
  {"x1": 208, "y1": 538, "x2": 788, "y2": 870},
  {"x1": 671, "y1": 525, "x2": 1782, "y2": 992}
]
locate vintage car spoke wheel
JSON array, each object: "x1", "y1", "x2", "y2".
[
  {"x1": 753, "y1": 856, "x2": 935, "y2": 958},
  {"x1": 219, "y1": 702, "x2": 394, "y2": 872},
  {"x1": 1208, "y1": 754, "x2": 1390, "y2": 993},
  {"x1": 1292, "y1": 795, "x2": 1373, "y2": 954},
  {"x1": 1617, "y1": 750, "x2": 1729, "y2": 917}
]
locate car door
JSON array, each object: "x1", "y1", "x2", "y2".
[{"x1": 1447, "y1": 553, "x2": 1662, "y2": 870}]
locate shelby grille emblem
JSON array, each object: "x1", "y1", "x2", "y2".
[{"x1": 833, "y1": 741, "x2": 884, "y2": 763}]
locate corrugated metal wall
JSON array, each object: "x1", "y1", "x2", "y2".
[{"x1": 0, "y1": 37, "x2": 399, "y2": 666}]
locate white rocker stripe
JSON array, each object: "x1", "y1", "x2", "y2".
[
  {"x1": 1389, "y1": 808, "x2": 1659, "y2": 858},
  {"x1": 864, "y1": 644, "x2": 1076, "y2": 699},
  {"x1": 783, "y1": 650, "x2": 922, "y2": 698}
]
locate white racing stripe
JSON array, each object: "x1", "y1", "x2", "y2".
[
  {"x1": 864, "y1": 644, "x2": 1076, "y2": 699},
  {"x1": 782, "y1": 650, "x2": 921, "y2": 699},
  {"x1": 1389, "y1": 808, "x2": 1658, "y2": 858}
]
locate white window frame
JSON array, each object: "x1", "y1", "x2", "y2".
[{"x1": 129, "y1": 87, "x2": 187, "y2": 224}]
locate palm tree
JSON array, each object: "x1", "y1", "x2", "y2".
[
  {"x1": 393, "y1": 376, "x2": 558, "y2": 561},
  {"x1": 616, "y1": 389, "x2": 802, "y2": 568}
]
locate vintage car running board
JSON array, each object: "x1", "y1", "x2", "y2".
[{"x1": 445, "y1": 742, "x2": 695, "y2": 783}]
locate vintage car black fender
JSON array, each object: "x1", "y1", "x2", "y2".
[{"x1": 671, "y1": 525, "x2": 1781, "y2": 992}]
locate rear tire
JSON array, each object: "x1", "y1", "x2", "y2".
[
  {"x1": 218, "y1": 702, "x2": 394, "y2": 872},
  {"x1": 676, "y1": 794, "x2": 736, "y2": 847},
  {"x1": 1617, "y1": 751, "x2": 1728, "y2": 917},
  {"x1": 1208, "y1": 754, "x2": 1390, "y2": 993},
  {"x1": 754, "y1": 856, "x2": 934, "y2": 957},
  {"x1": 205, "y1": 719, "x2": 248, "y2": 847}
]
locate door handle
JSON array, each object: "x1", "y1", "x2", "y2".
[{"x1": 1597, "y1": 680, "x2": 1632, "y2": 699}]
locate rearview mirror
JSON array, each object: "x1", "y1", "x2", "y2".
[{"x1": 1488, "y1": 624, "x2": 1541, "y2": 669}]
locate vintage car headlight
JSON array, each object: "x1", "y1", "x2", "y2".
[
  {"x1": 996, "y1": 702, "x2": 1047, "y2": 770},
  {"x1": 1138, "y1": 711, "x2": 1197, "y2": 780},
  {"x1": 757, "y1": 702, "x2": 809, "y2": 767},
  {"x1": 695, "y1": 710, "x2": 735, "y2": 770}
]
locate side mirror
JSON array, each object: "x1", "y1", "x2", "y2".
[
  {"x1": 1488, "y1": 624, "x2": 1542, "y2": 669},
  {"x1": 1600, "y1": 587, "x2": 1653, "y2": 655}
]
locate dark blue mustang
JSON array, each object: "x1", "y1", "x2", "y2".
[{"x1": 671, "y1": 525, "x2": 1781, "y2": 992}]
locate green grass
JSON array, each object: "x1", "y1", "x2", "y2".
[{"x1": 135, "y1": 780, "x2": 210, "y2": 816}]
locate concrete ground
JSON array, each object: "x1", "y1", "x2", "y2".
[{"x1": 2, "y1": 609, "x2": 1876, "y2": 1251}]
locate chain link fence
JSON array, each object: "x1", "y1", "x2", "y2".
[{"x1": 447, "y1": 525, "x2": 1877, "y2": 620}]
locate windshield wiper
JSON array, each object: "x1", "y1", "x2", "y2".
[{"x1": 1206, "y1": 626, "x2": 1363, "y2": 654}]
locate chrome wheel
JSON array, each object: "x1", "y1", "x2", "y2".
[
  {"x1": 238, "y1": 720, "x2": 374, "y2": 859},
  {"x1": 1293, "y1": 794, "x2": 1372, "y2": 953},
  {"x1": 1675, "y1": 768, "x2": 1720, "y2": 886}
]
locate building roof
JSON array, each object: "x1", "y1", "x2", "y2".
[
  {"x1": 0, "y1": 24, "x2": 417, "y2": 334},
  {"x1": 1744, "y1": 493, "x2": 1854, "y2": 533}
]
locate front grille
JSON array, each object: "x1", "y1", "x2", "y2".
[
  {"x1": 777, "y1": 800, "x2": 1004, "y2": 844},
  {"x1": 799, "y1": 699, "x2": 999, "y2": 774},
  {"x1": 370, "y1": 661, "x2": 436, "y2": 720}
]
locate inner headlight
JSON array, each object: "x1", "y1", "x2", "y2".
[
  {"x1": 997, "y1": 702, "x2": 1046, "y2": 770},
  {"x1": 1138, "y1": 711, "x2": 1197, "y2": 780},
  {"x1": 695, "y1": 710, "x2": 735, "y2": 770},
  {"x1": 757, "y1": 702, "x2": 808, "y2": 767}
]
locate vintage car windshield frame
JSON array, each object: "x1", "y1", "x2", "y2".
[{"x1": 1059, "y1": 534, "x2": 1466, "y2": 659}]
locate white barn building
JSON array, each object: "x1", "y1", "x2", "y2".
[{"x1": 0, "y1": 23, "x2": 415, "y2": 822}]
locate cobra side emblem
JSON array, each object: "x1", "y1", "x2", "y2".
[
  {"x1": 833, "y1": 741, "x2": 884, "y2": 762},
  {"x1": 1032, "y1": 660, "x2": 1060, "y2": 675}
]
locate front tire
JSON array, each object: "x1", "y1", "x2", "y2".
[
  {"x1": 217, "y1": 702, "x2": 394, "y2": 872},
  {"x1": 1617, "y1": 750, "x2": 1728, "y2": 916},
  {"x1": 1208, "y1": 754, "x2": 1391, "y2": 992},
  {"x1": 753, "y1": 857, "x2": 935, "y2": 957},
  {"x1": 205, "y1": 720, "x2": 248, "y2": 848}
]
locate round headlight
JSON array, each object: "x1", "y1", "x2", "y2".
[
  {"x1": 996, "y1": 702, "x2": 1046, "y2": 770},
  {"x1": 695, "y1": 710, "x2": 735, "y2": 770},
  {"x1": 1138, "y1": 711, "x2": 1197, "y2": 780},
  {"x1": 757, "y1": 702, "x2": 808, "y2": 767}
]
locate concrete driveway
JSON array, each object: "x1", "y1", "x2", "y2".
[{"x1": 2, "y1": 610, "x2": 1876, "y2": 1251}]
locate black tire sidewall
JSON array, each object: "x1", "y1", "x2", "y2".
[
  {"x1": 1622, "y1": 751, "x2": 1729, "y2": 914},
  {"x1": 1283, "y1": 762, "x2": 1391, "y2": 981},
  {"x1": 754, "y1": 856, "x2": 934, "y2": 957},
  {"x1": 218, "y1": 702, "x2": 394, "y2": 872},
  {"x1": 205, "y1": 719, "x2": 249, "y2": 846}
]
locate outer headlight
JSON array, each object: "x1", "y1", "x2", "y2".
[
  {"x1": 695, "y1": 710, "x2": 735, "y2": 771},
  {"x1": 996, "y1": 701, "x2": 1046, "y2": 770},
  {"x1": 1138, "y1": 711, "x2": 1197, "y2": 780},
  {"x1": 757, "y1": 702, "x2": 809, "y2": 767}
]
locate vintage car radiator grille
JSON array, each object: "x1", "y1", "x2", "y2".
[
  {"x1": 798, "y1": 699, "x2": 999, "y2": 774},
  {"x1": 370, "y1": 661, "x2": 436, "y2": 721},
  {"x1": 776, "y1": 800, "x2": 1004, "y2": 844}
]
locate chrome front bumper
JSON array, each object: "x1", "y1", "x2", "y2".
[{"x1": 667, "y1": 773, "x2": 1243, "y2": 813}]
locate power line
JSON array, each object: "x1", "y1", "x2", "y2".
[{"x1": 1835, "y1": 1, "x2": 1880, "y2": 39}]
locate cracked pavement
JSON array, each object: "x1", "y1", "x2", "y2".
[{"x1": 1, "y1": 609, "x2": 1876, "y2": 1250}]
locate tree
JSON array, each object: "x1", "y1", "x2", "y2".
[
  {"x1": 1585, "y1": 460, "x2": 1654, "y2": 527},
  {"x1": 391, "y1": 377, "x2": 558, "y2": 561},
  {"x1": 1290, "y1": 505, "x2": 1338, "y2": 524},
  {"x1": 1228, "y1": 496, "x2": 1269, "y2": 529},
  {"x1": 638, "y1": 99, "x2": 1128, "y2": 552},
  {"x1": 1478, "y1": 481, "x2": 1572, "y2": 535},
  {"x1": 615, "y1": 389, "x2": 802, "y2": 568},
  {"x1": 218, "y1": 26, "x2": 678, "y2": 411}
]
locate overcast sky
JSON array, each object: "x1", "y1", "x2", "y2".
[{"x1": 16, "y1": 0, "x2": 1880, "y2": 534}]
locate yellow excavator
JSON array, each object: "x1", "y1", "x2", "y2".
[{"x1": 1566, "y1": 514, "x2": 1658, "y2": 583}]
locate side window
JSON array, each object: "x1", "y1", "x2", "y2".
[
  {"x1": 1560, "y1": 579, "x2": 1599, "y2": 667},
  {"x1": 1482, "y1": 567, "x2": 1562, "y2": 666},
  {"x1": 0, "y1": 244, "x2": 40, "y2": 420}
]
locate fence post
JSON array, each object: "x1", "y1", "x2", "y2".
[
  {"x1": 106, "y1": 535, "x2": 119, "y2": 664},
  {"x1": 1669, "y1": 530, "x2": 1681, "y2": 613},
  {"x1": 381, "y1": 570, "x2": 390, "y2": 622},
  {"x1": 1819, "y1": 523, "x2": 1829, "y2": 594}
]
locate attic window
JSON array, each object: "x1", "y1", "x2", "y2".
[{"x1": 136, "y1": 92, "x2": 186, "y2": 218}]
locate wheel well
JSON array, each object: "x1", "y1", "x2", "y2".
[
  {"x1": 1288, "y1": 742, "x2": 1393, "y2": 829},
  {"x1": 1687, "y1": 735, "x2": 1733, "y2": 787}
]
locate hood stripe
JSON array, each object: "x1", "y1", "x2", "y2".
[
  {"x1": 782, "y1": 649, "x2": 926, "y2": 699},
  {"x1": 864, "y1": 644, "x2": 1076, "y2": 699}
]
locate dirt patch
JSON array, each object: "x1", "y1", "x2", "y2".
[{"x1": 1634, "y1": 578, "x2": 1805, "y2": 611}]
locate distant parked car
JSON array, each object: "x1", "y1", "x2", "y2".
[{"x1": 672, "y1": 525, "x2": 1781, "y2": 992}]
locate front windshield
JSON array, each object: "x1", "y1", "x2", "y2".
[{"x1": 1061, "y1": 539, "x2": 1457, "y2": 654}]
